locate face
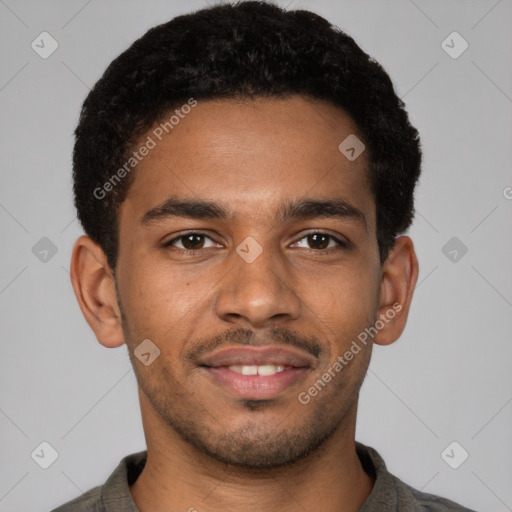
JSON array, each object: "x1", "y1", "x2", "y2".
[{"x1": 112, "y1": 96, "x2": 384, "y2": 468}]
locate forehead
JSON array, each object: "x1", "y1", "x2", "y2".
[{"x1": 120, "y1": 96, "x2": 375, "y2": 230}]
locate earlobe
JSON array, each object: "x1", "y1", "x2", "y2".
[
  {"x1": 373, "y1": 236, "x2": 419, "y2": 346},
  {"x1": 70, "y1": 235, "x2": 125, "y2": 348}
]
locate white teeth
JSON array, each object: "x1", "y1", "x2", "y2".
[
  {"x1": 241, "y1": 365, "x2": 258, "y2": 376},
  {"x1": 228, "y1": 364, "x2": 286, "y2": 376},
  {"x1": 258, "y1": 364, "x2": 279, "y2": 376}
]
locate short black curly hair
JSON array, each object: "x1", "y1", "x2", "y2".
[{"x1": 73, "y1": 0, "x2": 421, "y2": 271}]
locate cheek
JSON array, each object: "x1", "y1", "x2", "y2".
[
  {"x1": 117, "y1": 265, "x2": 167, "y2": 339},
  {"x1": 311, "y1": 260, "x2": 379, "y2": 318},
  {"x1": 119, "y1": 263, "x2": 212, "y2": 347},
  {"x1": 307, "y1": 263, "x2": 380, "y2": 358}
]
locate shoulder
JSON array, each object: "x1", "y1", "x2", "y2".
[
  {"x1": 49, "y1": 485, "x2": 102, "y2": 512},
  {"x1": 49, "y1": 450, "x2": 147, "y2": 512},
  {"x1": 356, "y1": 442, "x2": 478, "y2": 512},
  {"x1": 397, "y1": 477, "x2": 478, "y2": 511}
]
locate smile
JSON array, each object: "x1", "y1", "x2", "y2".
[
  {"x1": 198, "y1": 346, "x2": 314, "y2": 400},
  {"x1": 228, "y1": 364, "x2": 287, "y2": 376}
]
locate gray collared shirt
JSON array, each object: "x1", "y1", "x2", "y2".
[{"x1": 50, "y1": 442, "x2": 477, "y2": 511}]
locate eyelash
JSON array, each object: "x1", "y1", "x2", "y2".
[{"x1": 161, "y1": 230, "x2": 349, "y2": 256}]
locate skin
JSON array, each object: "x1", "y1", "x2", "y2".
[{"x1": 70, "y1": 96, "x2": 419, "y2": 512}]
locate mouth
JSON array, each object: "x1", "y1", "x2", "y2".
[
  {"x1": 198, "y1": 346, "x2": 314, "y2": 400},
  {"x1": 227, "y1": 364, "x2": 289, "y2": 376}
]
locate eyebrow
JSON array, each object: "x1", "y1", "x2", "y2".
[{"x1": 141, "y1": 196, "x2": 367, "y2": 231}]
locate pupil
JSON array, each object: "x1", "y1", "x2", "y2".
[
  {"x1": 310, "y1": 233, "x2": 328, "y2": 249},
  {"x1": 184, "y1": 234, "x2": 203, "y2": 249}
]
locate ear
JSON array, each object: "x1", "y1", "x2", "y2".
[
  {"x1": 70, "y1": 235, "x2": 125, "y2": 348},
  {"x1": 373, "y1": 235, "x2": 419, "y2": 346}
]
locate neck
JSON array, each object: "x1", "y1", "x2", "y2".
[{"x1": 130, "y1": 394, "x2": 374, "y2": 512}]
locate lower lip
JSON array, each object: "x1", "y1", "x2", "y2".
[{"x1": 203, "y1": 367, "x2": 309, "y2": 400}]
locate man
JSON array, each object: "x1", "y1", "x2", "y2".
[{"x1": 53, "y1": 1, "x2": 476, "y2": 511}]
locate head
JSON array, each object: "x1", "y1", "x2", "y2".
[{"x1": 70, "y1": 1, "x2": 420, "y2": 469}]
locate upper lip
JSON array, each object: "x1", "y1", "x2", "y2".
[{"x1": 199, "y1": 346, "x2": 315, "y2": 368}]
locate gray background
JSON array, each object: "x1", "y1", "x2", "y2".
[{"x1": 1, "y1": 0, "x2": 511, "y2": 510}]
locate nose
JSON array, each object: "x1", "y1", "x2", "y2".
[{"x1": 213, "y1": 239, "x2": 302, "y2": 329}]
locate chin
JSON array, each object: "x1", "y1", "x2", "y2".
[{"x1": 172, "y1": 415, "x2": 338, "y2": 469}]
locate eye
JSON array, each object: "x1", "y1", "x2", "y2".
[
  {"x1": 163, "y1": 232, "x2": 219, "y2": 251},
  {"x1": 161, "y1": 230, "x2": 348, "y2": 254},
  {"x1": 293, "y1": 231, "x2": 348, "y2": 251}
]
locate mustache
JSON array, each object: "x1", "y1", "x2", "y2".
[{"x1": 185, "y1": 326, "x2": 322, "y2": 363}]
